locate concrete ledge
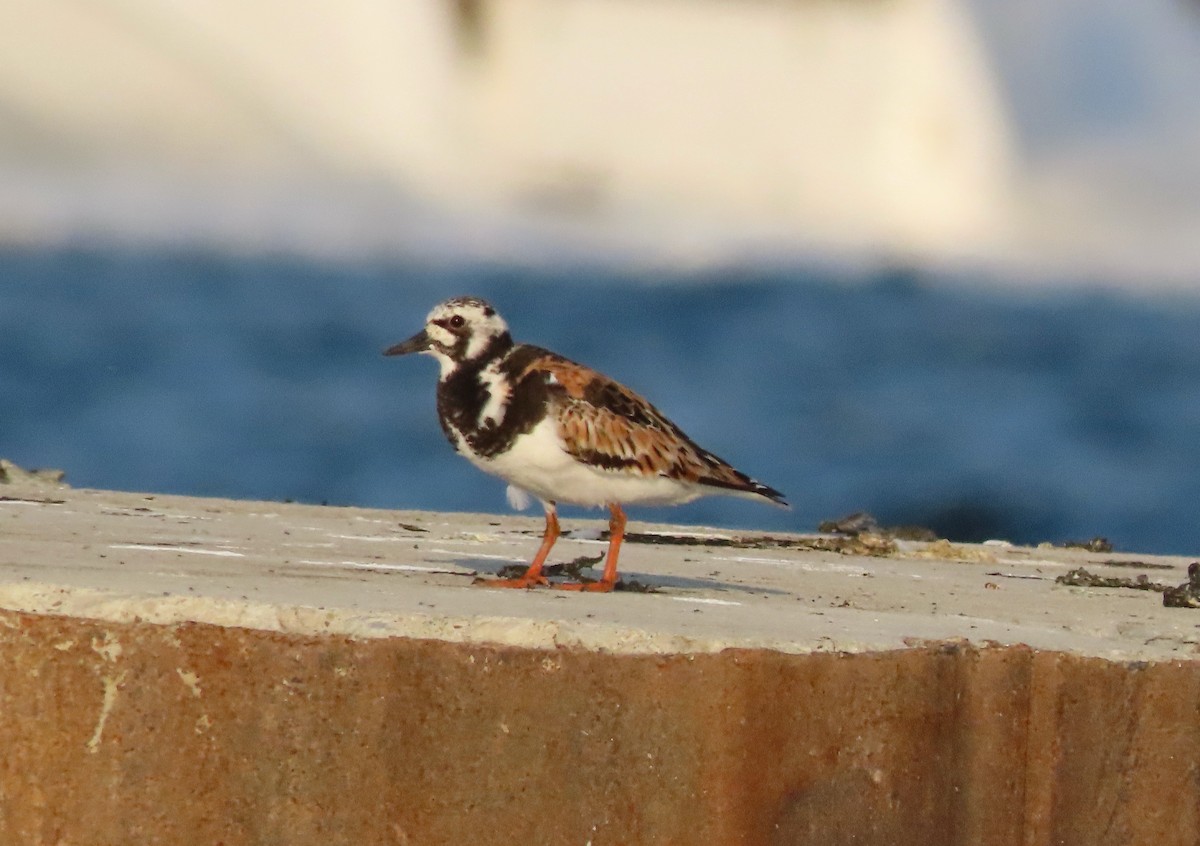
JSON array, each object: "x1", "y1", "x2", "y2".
[{"x1": 1, "y1": 484, "x2": 1198, "y2": 844}]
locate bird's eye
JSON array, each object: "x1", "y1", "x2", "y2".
[{"x1": 448, "y1": 315, "x2": 466, "y2": 329}]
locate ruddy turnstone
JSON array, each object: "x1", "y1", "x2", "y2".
[{"x1": 385, "y1": 295, "x2": 787, "y2": 592}]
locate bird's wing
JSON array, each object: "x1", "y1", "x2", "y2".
[{"x1": 516, "y1": 351, "x2": 786, "y2": 503}]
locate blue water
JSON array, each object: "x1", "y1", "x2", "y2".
[{"x1": 4, "y1": 245, "x2": 1200, "y2": 554}]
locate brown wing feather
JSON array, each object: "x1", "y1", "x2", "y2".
[{"x1": 519, "y1": 353, "x2": 782, "y2": 500}]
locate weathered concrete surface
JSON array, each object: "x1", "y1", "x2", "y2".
[{"x1": 0, "y1": 483, "x2": 1198, "y2": 845}]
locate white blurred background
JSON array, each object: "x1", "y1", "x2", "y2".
[{"x1": 3, "y1": 0, "x2": 1199, "y2": 284}]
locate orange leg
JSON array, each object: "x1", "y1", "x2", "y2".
[
  {"x1": 480, "y1": 503, "x2": 558, "y2": 589},
  {"x1": 555, "y1": 503, "x2": 624, "y2": 593}
]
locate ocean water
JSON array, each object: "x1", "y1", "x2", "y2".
[{"x1": 3, "y1": 244, "x2": 1199, "y2": 555}]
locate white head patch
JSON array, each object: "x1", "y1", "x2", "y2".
[{"x1": 421, "y1": 296, "x2": 510, "y2": 373}]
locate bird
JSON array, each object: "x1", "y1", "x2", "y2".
[{"x1": 384, "y1": 295, "x2": 787, "y2": 592}]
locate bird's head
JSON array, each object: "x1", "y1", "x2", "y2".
[{"x1": 384, "y1": 296, "x2": 512, "y2": 375}]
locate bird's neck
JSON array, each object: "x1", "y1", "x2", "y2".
[
  {"x1": 435, "y1": 331, "x2": 513, "y2": 381},
  {"x1": 436, "y1": 333, "x2": 516, "y2": 444}
]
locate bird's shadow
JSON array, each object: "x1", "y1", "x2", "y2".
[{"x1": 460, "y1": 549, "x2": 789, "y2": 596}]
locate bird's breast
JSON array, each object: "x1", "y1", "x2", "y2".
[{"x1": 436, "y1": 359, "x2": 551, "y2": 460}]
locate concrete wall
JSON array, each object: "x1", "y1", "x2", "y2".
[
  {"x1": 2, "y1": 611, "x2": 1197, "y2": 845},
  {"x1": 1, "y1": 485, "x2": 1198, "y2": 843},
  {"x1": 0, "y1": 0, "x2": 1013, "y2": 255}
]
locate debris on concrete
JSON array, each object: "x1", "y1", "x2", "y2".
[
  {"x1": 1055, "y1": 567, "x2": 1170, "y2": 592},
  {"x1": 1162, "y1": 562, "x2": 1200, "y2": 609},
  {"x1": 817, "y1": 510, "x2": 938, "y2": 542},
  {"x1": 1059, "y1": 537, "x2": 1115, "y2": 553},
  {"x1": 0, "y1": 458, "x2": 67, "y2": 488}
]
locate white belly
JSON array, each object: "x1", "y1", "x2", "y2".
[{"x1": 460, "y1": 417, "x2": 704, "y2": 507}]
